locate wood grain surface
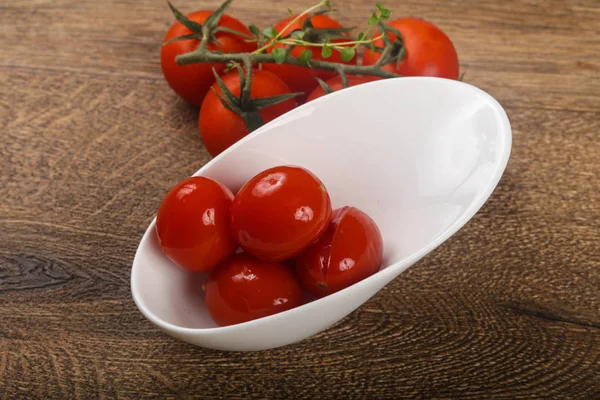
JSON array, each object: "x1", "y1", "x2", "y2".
[{"x1": 1, "y1": 0, "x2": 599, "y2": 398}]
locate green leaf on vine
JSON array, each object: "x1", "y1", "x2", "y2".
[
  {"x1": 287, "y1": 7, "x2": 294, "y2": 16},
  {"x1": 375, "y1": 3, "x2": 391, "y2": 19},
  {"x1": 321, "y1": 45, "x2": 333, "y2": 58},
  {"x1": 368, "y1": 13, "x2": 378, "y2": 26},
  {"x1": 340, "y1": 47, "x2": 355, "y2": 62},
  {"x1": 290, "y1": 30, "x2": 305, "y2": 40},
  {"x1": 299, "y1": 49, "x2": 313, "y2": 65},
  {"x1": 357, "y1": 32, "x2": 366, "y2": 41},
  {"x1": 248, "y1": 24, "x2": 260, "y2": 36},
  {"x1": 263, "y1": 27, "x2": 277, "y2": 38},
  {"x1": 273, "y1": 48, "x2": 287, "y2": 64}
]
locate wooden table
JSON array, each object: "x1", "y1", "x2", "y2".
[{"x1": 2, "y1": 0, "x2": 599, "y2": 398}]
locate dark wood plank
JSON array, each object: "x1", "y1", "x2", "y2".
[{"x1": 1, "y1": 0, "x2": 599, "y2": 398}]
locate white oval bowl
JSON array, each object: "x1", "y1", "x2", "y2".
[{"x1": 131, "y1": 77, "x2": 512, "y2": 351}]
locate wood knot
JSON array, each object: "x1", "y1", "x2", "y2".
[{"x1": 0, "y1": 254, "x2": 73, "y2": 292}]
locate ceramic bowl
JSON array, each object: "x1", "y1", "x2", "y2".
[{"x1": 131, "y1": 77, "x2": 512, "y2": 351}]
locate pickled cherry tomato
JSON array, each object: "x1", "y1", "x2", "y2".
[
  {"x1": 205, "y1": 253, "x2": 304, "y2": 326},
  {"x1": 230, "y1": 166, "x2": 332, "y2": 262},
  {"x1": 295, "y1": 206, "x2": 383, "y2": 297},
  {"x1": 156, "y1": 176, "x2": 237, "y2": 272}
]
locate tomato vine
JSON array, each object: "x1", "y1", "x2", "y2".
[
  {"x1": 168, "y1": 0, "x2": 405, "y2": 78},
  {"x1": 165, "y1": 0, "x2": 405, "y2": 132}
]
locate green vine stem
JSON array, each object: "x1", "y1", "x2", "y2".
[
  {"x1": 276, "y1": 35, "x2": 384, "y2": 49},
  {"x1": 178, "y1": 51, "x2": 401, "y2": 79}
]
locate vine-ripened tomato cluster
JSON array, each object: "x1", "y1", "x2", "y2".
[
  {"x1": 161, "y1": 0, "x2": 460, "y2": 157},
  {"x1": 156, "y1": 166, "x2": 384, "y2": 327}
]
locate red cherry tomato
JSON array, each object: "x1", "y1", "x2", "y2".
[
  {"x1": 306, "y1": 75, "x2": 382, "y2": 102},
  {"x1": 199, "y1": 69, "x2": 297, "y2": 157},
  {"x1": 362, "y1": 18, "x2": 459, "y2": 79},
  {"x1": 205, "y1": 253, "x2": 304, "y2": 326},
  {"x1": 296, "y1": 206, "x2": 383, "y2": 297},
  {"x1": 263, "y1": 15, "x2": 356, "y2": 97},
  {"x1": 156, "y1": 176, "x2": 237, "y2": 272},
  {"x1": 230, "y1": 166, "x2": 332, "y2": 262},
  {"x1": 161, "y1": 11, "x2": 256, "y2": 105}
]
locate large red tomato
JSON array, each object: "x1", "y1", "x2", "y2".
[
  {"x1": 205, "y1": 253, "x2": 304, "y2": 326},
  {"x1": 296, "y1": 206, "x2": 383, "y2": 297},
  {"x1": 263, "y1": 15, "x2": 356, "y2": 97},
  {"x1": 230, "y1": 166, "x2": 332, "y2": 262},
  {"x1": 161, "y1": 11, "x2": 256, "y2": 105},
  {"x1": 156, "y1": 176, "x2": 238, "y2": 272},
  {"x1": 199, "y1": 69, "x2": 297, "y2": 157},
  {"x1": 306, "y1": 75, "x2": 382, "y2": 102},
  {"x1": 362, "y1": 18, "x2": 459, "y2": 79}
]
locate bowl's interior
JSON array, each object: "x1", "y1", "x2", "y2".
[{"x1": 132, "y1": 78, "x2": 510, "y2": 330}]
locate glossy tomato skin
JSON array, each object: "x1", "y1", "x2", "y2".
[
  {"x1": 296, "y1": 206, "x2": 383, "y2": 297},
  {"x1": 199, "y1": 69, "x2": 297, "y2": 157},
  {"x1": 156, "y1": 176, "x2": 238, "y2": 272},
  {"x1": 263, "y1": 15, "x2": 356, "y2": 97},
  {"x1": 161, "y1": 11, "x2": 256, "y2": 105},
  {"x1": 362, "y1": 18, "x2": 459, "y2": 79},
  {"x1": 306, "y1": 75, "x2": 382, "y2": 102},
  {"x1": 230, "y1": 166, "x2": 332, "y2": 262},
  {"x1": 205, "y1": 253, "x2": 304, "y2": 326}
]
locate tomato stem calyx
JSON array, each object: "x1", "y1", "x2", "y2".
[
  {"x1": 210, "y1": 67, "x2": 303, "y2": 133},
  {"x1": 166, "y1": 0, "x2": 253, "y2": 48},
  {"x1": 315, "y1": 77, "x2": 334, "y2": 94}
]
